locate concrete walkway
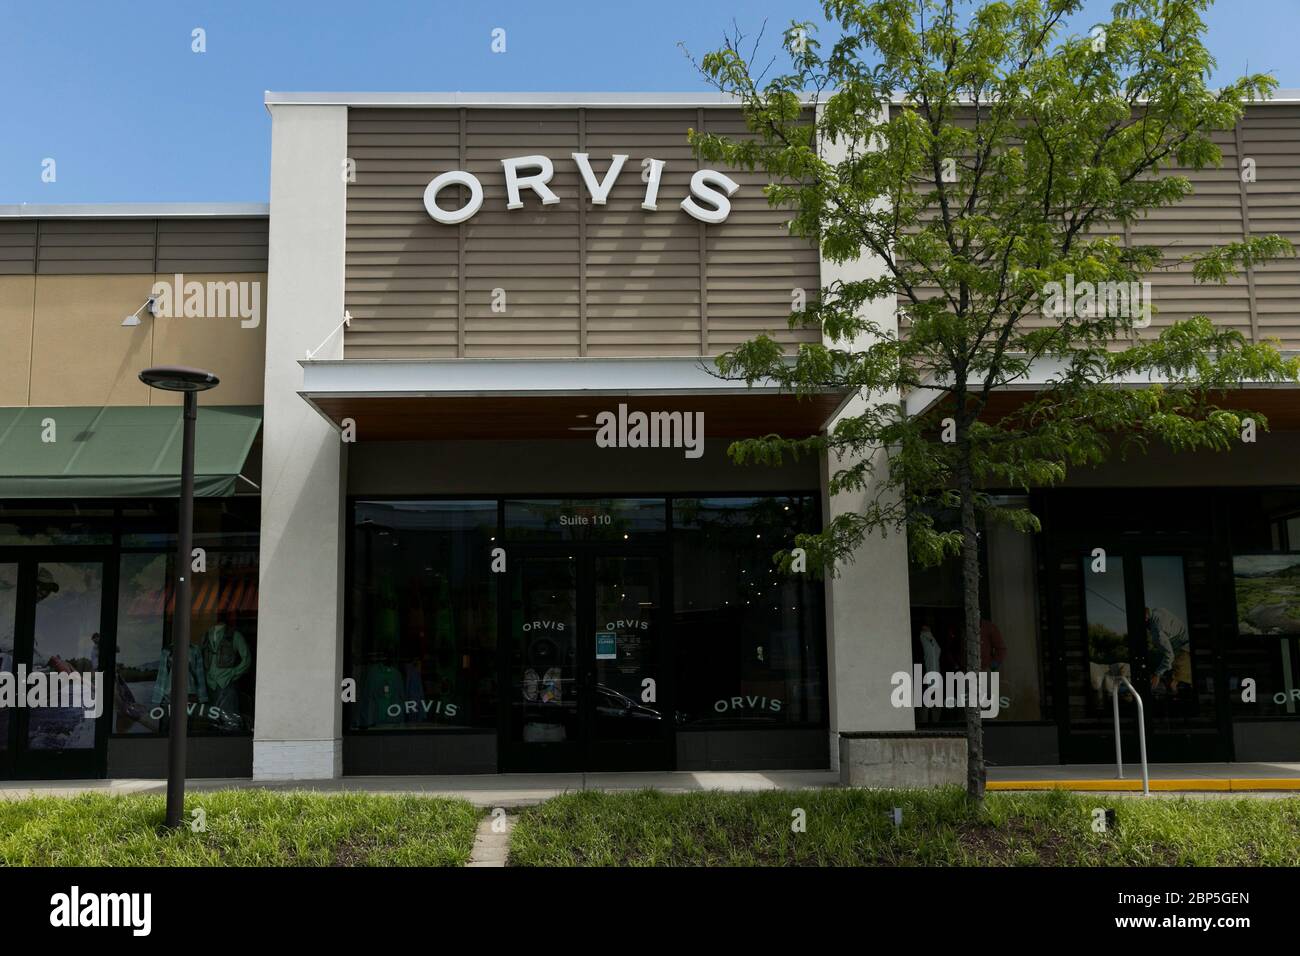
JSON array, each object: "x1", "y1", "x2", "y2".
[
  {"x1": 467, "y1": 812, "x2": 514, "y2": 866},
  {"x1": 2, "y1": 764, "x2": 1297, "y2": 804}
]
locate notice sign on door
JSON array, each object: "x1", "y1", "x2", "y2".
[{"x1": 595, "y1": 632, "x2": 617, "y2": 660}]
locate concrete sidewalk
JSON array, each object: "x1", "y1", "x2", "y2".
[
  {"x1": 0, "y1": 770, "x2": 840, "y2": 808},
  {"x1": 2, "y1": 763, "x2": 1297, "y2": 805}
]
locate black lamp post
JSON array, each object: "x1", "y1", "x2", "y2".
[{"x1": 139, "y1": 365, "x2": 219, "y2": 829}]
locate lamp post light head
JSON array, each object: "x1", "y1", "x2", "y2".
[{"x1": 139, "y1": 366, "x2": 220, "y2": 393}]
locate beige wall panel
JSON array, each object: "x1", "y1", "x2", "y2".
[
  {"x1": 147, "y1": 272, "x2": 267, "y2": 405},
  {"x1": 29, "y1": 274, "x2": 154, "y2": 405},
  {"x1": 0, "y1": 275, "x2": 36, "y2": 404}
]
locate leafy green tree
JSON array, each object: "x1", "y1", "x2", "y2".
[{"x1": 690, "y1": 0, "x2": 1299, "y2": 805}]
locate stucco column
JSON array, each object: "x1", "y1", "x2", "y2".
[
  {"x1": 821, "y1": 415, "x2": 916, "y2": 770},
  {"x1": 253, "y1": 104, "x2": 348, "y2": 779},
  {"x1": 817, "y1": 104, "x2": 915, "y2": 770}
]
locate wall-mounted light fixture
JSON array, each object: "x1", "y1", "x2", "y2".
[{"x1": 122, "y1": 296, "x2": 159, "y2": 327}]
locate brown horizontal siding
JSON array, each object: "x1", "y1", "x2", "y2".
[
  {"x1": 900, "y1": 104, "x2": 1300, "y2": 351},
  {"x1": 464, "y1": 109, "x2": 581, "y2": 357},
  {"x1": 346, "y1": 109, "x2": 461, "y2": 358},
  {"x1": 0, "y1": 218, "x2": 267, "y2": 276},
  {"x1": 0, "y1": 221, "x2": 37, "y2": 274},
  {"x1": 702, "y1": 109, "x2": 821, "y2": 353},
  {"x1": 156, "y1": 218, "x2": 268, "y2": 274},
  {"x1": 1242, "y1": 104, "x2": 1300, "y2": 346},
  {"x1": 36, "y1": 219, "x2": 156, "y2": 274},
  {"x1": 343, "y1": 106, "x2": 820, "y2": 359},
  {"x1": 585, "y1": 108, "x2": 705, "y2": 357}
]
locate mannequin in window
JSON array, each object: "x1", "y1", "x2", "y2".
[{"x1": 203, "y1": 611, "x2": 252, "y2": 725}]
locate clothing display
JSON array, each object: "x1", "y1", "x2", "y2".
[
  {"x1": 359, "y1": 662, "x2": 405, "y2": 727},
  {"x1": 919, "y1": 626, "x2": 941, "y2": 674},
  {"x1": 203, "y1": 624, "x2": 251, "y2": 691},
  {"x1": 151, "y1": 643, "x2": 208, "y2": 706}
]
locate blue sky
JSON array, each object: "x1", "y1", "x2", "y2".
[{"x1": 2, "y1": 0, "x2": 1296, "y2": 203}]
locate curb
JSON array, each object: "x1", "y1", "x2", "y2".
[{"x1": 989, "y1": 778, "x2": 1300, "y2": 792}]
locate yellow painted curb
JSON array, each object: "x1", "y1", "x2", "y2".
[
  {"x1": 1227, "y1": 778, "x2": 1300, "y2": 791},
  {"x1": 989, "y1": 778, "x2": 1300, "y2": 792}
]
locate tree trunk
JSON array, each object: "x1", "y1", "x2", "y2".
[{"x1": 956, "y1": 449, "x2": 986, "y2": 808}]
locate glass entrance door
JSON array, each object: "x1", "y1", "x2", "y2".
[
  {"x1": 504, "y1": 553, "x2": 581, "y2": 769},
  {"x1": 589, "y1": 554, "x2": 669, "y2": 769},
  {"x1": 1062, "y1": 547, "x2": 1225, "y2": 762},
  {"x1": 0, "y1": 556, "x2": 110, "y2": 779},
  {"x1": 501, "y1": 550, "x2": 670, "y2": 771}
]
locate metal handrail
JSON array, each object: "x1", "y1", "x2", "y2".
[{"x1": 1110, "y1": 675, "x2": 1150, "y2": 796}]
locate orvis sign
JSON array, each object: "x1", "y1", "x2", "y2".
[{"x1": 423, "y1": 153, "x2": 740, "y2": 226}]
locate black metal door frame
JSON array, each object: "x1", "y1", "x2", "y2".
[
  {"x1": 1046, "y1": 531, "x2": 1230, "y2": 764},
  {"x1": 497, "y1": 539, "x2": 673, "y2": 772}
]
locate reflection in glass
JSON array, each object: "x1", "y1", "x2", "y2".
[
  {"x1": 116, "y1": 551, "x2": 259, "y2": 735},
  {"x1": 509, "y1": 556, "x2": 577, "y2": 744},
  {"x1": 350, "y1": 501, "x2": 498, "y2": 730},
  {"x1": 1082, "y1": 556, "x2": 1131, "y2": 713},
  {"x1": 0, "y1": 564, "x2": 16, "y2": 750},
  {"x1": 26, "y1": 563, "x2": 102, "y2": 751},
  {"x1": 1141, "y1": 556, "x2": 1192, "y2": 700},
  {"x1": 504, "y1": 498, "x2": 665, "y2": 542},
  {"x1": 1226, "y1": 490, "x2": 1300, "y2": 718},
  {"x1": 0, "y1": 507, "x2": 113, "y2": 547},
  {"x1": 672, "y1": 497, "x2": 825, "y2": 727},
  {"x1": 114, "y1": 553, "x2": 167, "y2": 734},
  {"x1": 593, "y1": 556, "x2": 662, "y2": 740}
]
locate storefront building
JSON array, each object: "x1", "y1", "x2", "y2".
[{"x1": 1, "y1": 92, "x2": 1296, "y2": 780}]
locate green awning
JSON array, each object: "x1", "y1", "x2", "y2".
[{"x1": 0, "y1": 405, "x2": 262, "y2": 498}]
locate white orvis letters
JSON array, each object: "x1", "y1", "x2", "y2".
[
  {"x1": 680, "y1": 169, "x2": 740, "y2": 224},
  {"x1": 423, "y1": 169, "x2": 483, "y2": 225},
  {"x1": 501, "y1": 154, "x2": 560, "y2": 210},
  {"x1": 572, "y1": 152, "x2": 627, "y2": 205},
  {"x1": 421, "y1": 153, "x2": 739, "y2": 225}
]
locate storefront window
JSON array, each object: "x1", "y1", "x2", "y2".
[
  {"x1": 504, "y1": 498, "x2": 666, "y2": 542},
  {"x1": 908, "y1": 499, "x2": 1046, "y2": 722},
  {"x1": 0, "y1": 505, "x2": 113, "y2": 546},
  {"x1": 349, "y1": 500, "x2": 498, "y2": 730},
  {"x1": 0, "y1": 563, "x2": 17, "y2": 750},
  {"x1": 672, "y1": 496, "x2": 825, "y2": 727},
  {"x1": 119, "y1": 499, "x2": 260, "y2": 549},
  {"x1": 1227, "y1": 490, "x2": 1300, "y2": 719},
  {"x1": 114, "y1": 550, "x2": 259, "y2": 735}
]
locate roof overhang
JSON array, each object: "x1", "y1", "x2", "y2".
[
  {"x1": 299, "y1": 357, "x2": 854, "y2": 441},
  {"x1": 0, "y1": 405, "x2": 262, "y2": 498},
  {"x1": 263, "y1": 90, "x2": 1300, "y2": 109},
  {"x1": 905, "y1": 354, "x2": 1300, "y2": 428}
]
